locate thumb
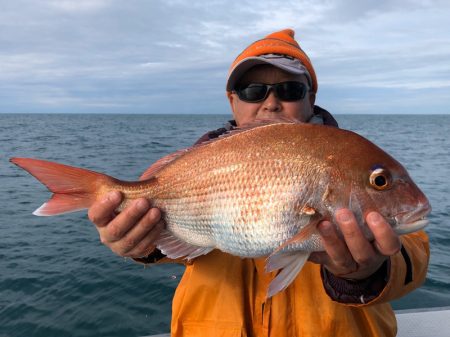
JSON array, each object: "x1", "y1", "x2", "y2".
[{"x1": 308, "y1": 251, "x2": 330, "y2": 265}]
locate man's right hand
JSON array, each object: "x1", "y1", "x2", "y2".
[{"x1": 88, "y1": 191, "x2": 165, "y2": 258}]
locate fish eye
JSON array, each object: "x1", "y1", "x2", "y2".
[{"x1": 369, "y1": 167, "x2": 391, "y2": 190}]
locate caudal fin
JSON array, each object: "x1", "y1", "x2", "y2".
[{"x1": 10, "y1": 157, "x2": 115, "y2": 216}]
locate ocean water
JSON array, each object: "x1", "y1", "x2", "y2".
[{"x1": 0, "y1": 113, "x2": 449, "y2": 337}]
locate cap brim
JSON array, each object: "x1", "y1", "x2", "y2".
[{"x1": 226, "y1": 56, "x2": 309, "y2": 91}]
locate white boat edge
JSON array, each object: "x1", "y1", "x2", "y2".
[
  {"x1": 142, "y1": 306, "x2": 450, "y2": 337},
  {"x1": 395, "y1": 306, "x2": 450, "y2": 337}
]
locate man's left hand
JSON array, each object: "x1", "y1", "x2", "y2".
[{"x1": 309, "y1": 209, "x2": 402, "y2": 280}]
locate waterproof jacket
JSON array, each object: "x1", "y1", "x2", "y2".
[{"x1": 168, "y1": 231, "x2": 429, "y2": 337}]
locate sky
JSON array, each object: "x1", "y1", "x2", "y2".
[{"x1": 1, "y1": 0, "x2": 449, "y2": 115}]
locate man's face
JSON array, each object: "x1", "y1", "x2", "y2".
[{"x1": 228, "y1": 65, "x2": 316, "y2": 126}]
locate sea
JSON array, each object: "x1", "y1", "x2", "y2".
[{"x1": 0, "y1": 113, "x2": 449, "y2": 337}]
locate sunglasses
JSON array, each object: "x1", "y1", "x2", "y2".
[{"x1": 233, "y1": 81, "x2": 309, "y2": 103}]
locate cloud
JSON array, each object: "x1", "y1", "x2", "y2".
[
  {"x1": 0, "y1": 0, "x2": 449, "y2": 114},
  {"x1": 300, "y1": 1, "x2": 450, "y2": 86},
  {"x1": 46, "y1": 0, "x2": 112, "y2": 12}
]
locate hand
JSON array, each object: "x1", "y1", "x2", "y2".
[
  {"x1": 309, "y1": 209, "x2": 401, "y2": 280},
  {"x1": 88, "y1": 191, "x2": 165, "y2": 258}
]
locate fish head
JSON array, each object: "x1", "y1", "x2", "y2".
[
  {"x1": 362, "y1": 161, "x2": 431, "y2": 235},
  {"x1": 332, "y1": 128, "x2": 433, "y2": 236}
]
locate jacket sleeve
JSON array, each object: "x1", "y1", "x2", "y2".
[
  {"x1": 371, "y1": 230, "x2": 430, "y2": 304},
  {"x1": 132, "y1": 248, "x2": 181, "y2": 264},
  {"x1": 321, "y1": 230, "x2": 430, "y2": 306}
]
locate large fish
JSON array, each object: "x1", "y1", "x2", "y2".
[{"x1": 10, "y1": 121, "x2": 431, "y2": 297}]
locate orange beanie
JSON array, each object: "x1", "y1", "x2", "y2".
[{"x1": 227, "y1": 29, "x2": 318, "y2": 93}]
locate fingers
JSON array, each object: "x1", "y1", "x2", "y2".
[
  {"x1": 88, "y1": 192, "x2": 165, "y2": 258},
  {"x1": 124, "y1": 222, "x2": 162, "y2": 257},
  {"x1": 316, "y1": 220, "x2": 356, "y2": 272},
  {"x1": 366, "y1": 211, "x2": 402, "y2": 256},
  {"x1": 99, "y1": 198, "x2": 152, "y2": 243},
  {"x1": 110, "y1": 207, "x2": 164, "y2": 257},
  {"x1": 308, "y1": 251, "x2": 331, "y2": 265},
  {"x1": 335, "y1": 209, "x2": 377, "y2": 267},
  {"x1": 314, "y1": 209, "x2": 393, "y2": 279},
  {"x1": 88, "y1": 191, "x2": 122, "y2": 227}
]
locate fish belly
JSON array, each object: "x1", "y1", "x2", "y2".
[{"x1": 153, "y1": 160, "x2": 316, "y2": 258}]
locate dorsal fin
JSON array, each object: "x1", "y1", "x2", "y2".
[
  {"x1": 139, "y1": 118, "x2": 301, "y2": 181},
  {"x1": 239, "y1": 117, "x2": 301, "y2": 128},
  {"x1": 140, "y1": 148, "x2": 190, "y2": 180},
  {"x1": 215, "y1": 117, "x2": 301, "y2": 138},
  {"x1": 183, "y1": 118, "x2": 301, "y2": 148}
]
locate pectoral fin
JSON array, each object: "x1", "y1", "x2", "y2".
[
  {"x1": 264, "y1": 214, "x2": 321, "y2": 297},
  {"x1": 156, "y1": 230, "x2": 214, "y2": 260},
  {"x1": 270, "y1": 216, "x2": 320, "y2": 256}
]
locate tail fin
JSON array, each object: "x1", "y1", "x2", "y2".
[{"x1": 10, "y1": 157, "x2": 115, "y2": 216}]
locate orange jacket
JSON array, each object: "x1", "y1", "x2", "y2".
[{"x1": 144, "y1": 231, "x2": 429, "y2": 337}]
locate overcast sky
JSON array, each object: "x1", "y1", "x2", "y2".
[{"x1": 1, "y1": 0, "x2": 449, "y2": 114}]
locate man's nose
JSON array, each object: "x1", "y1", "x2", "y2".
[{"x1": 260, "y1": 90, "x2": 282, "y2": 113}]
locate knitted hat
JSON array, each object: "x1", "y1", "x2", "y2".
[{"x1": 226, "y1": 29, "x2": 318, "y2": 93}]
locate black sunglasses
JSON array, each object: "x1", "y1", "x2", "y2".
[{"x1": 233, "y1": 81, "x2": 309, "y2": 103}]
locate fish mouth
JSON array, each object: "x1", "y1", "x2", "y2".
[
  {"x1": 393, "y1": 218, "x2": 429, "y2": 235},
  {"x1": 391, "y1": 204, "x2": 431, "y2": 235}
]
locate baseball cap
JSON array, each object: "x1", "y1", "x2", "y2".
[{"x1": 226, "y1": 53, "x2": 312, "y2": 91}]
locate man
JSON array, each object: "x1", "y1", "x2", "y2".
[{"x1": 88, "y1": 29, "x2": 429, "y2": 336}]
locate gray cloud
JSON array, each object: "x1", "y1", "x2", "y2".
[{"x1": 0, "y1": 0, "x2": 449, "y2": 114}]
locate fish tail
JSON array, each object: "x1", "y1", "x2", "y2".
[{"x1": 10, "y1": 157, "x2": 115, "y2": 216}]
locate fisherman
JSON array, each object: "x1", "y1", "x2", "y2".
[{"x1": 88, "y1": 29, "x2": 430, "y2": 336}]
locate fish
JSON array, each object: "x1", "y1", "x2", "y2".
[{"x1": 10, "y1": 121, "x2": 431, "y2": 298}]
